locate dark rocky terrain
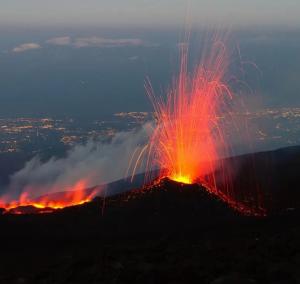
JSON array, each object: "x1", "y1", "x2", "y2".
[{"x1": 0, "y1": 146, "x2": 299, "y2": 284}]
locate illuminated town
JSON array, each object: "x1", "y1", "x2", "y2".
[
  {"x1": 0, "y1": 108, "x2": 298, "y2": 156},
  {"x1": 0, "y1": 112, "x2": 153, "y2": 155}
]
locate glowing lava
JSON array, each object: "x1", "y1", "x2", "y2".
[
  {"x1": 146, "y1": 39, "x2": 232, "y2": 185},
  {"x1": 0, "y1": 179, "x2": 98, "y2": 214},
  {"x1": 170, "y1": 174, "x2": 192, "y2": 184},
  {"x1": 145, "y1": 38, "x2": 266, "y2": 216}
]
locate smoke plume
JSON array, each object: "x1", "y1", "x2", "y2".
[{"x1": 3, "y1": 124, "x2": 151, "y2": 202}]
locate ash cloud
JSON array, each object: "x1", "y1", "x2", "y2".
[{"x1": 4, "y1": 125, "x2": 151, "y2": 201}]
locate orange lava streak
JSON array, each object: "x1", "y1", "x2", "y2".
[
  {"x1": 145, "y1": 38, "x2": 266, "y2": 216},
  {"x1": 147, "y1": 40, "x2": 231, "y2": 185}
]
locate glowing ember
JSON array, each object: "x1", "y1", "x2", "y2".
[{"x1": 0, "y1": 179, "x2": 98, "y2": 214}]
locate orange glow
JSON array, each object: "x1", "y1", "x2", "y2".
[
  {"x1": 170, "y1": 174, "x2": 192, "y2": 184},
  {"x1": 0, "y1": 179, "x2": 98, "y2": 214},
  {"x1": 145, "y1": 37, "x2": 266, "y2": 216},
  {"x1": 146, "y1": 38, "x2": 231, "y2": 185}
]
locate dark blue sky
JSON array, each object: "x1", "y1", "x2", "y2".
[{"x1": 0, "y1": 1, "x2": 299, "y2": 118}]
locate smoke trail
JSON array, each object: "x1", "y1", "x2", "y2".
[{"x1": 2, "y1": 124, "x2": 151, "y2": 202}]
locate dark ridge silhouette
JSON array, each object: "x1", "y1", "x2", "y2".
[
  {"x1": 0, "y1": 146, "x2": 299, "y2": 283},
  {"x1": 1, "y1": 145, "x2": 299, "y2": 215}
]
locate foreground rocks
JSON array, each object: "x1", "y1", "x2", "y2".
[{"x1": 0, "y1": 178, "x2": 299, "y2": 283}]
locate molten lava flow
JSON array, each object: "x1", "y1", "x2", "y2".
[
  {"x1": 145, "y1": 38, "x2": 266, "y2": 216},
  {"x1": 0, "y1": 179, "x2": 98, "y2": 214}
]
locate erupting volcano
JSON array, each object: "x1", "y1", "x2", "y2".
[
  {"x1": 146, "y1": 40, "x2": 230, "y2": 184},
  {"x1": 144, "y1": 38, "x2": 266, "y2": 216},
  {"x1": 0, "y1": 37, "x2": 266, "y2": 216}
]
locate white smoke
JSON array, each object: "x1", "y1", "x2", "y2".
[{"x1": 5, "y1": 124, "x2": 152, "y2": 201}]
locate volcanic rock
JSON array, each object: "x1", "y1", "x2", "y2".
[{"x1": 0, "y1": 146, "x2": 299, "y2": 283}]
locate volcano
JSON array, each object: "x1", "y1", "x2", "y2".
[
  {"x1": 2, "y1": 145, "x2": 299, "y2": 216},
  {"x1": 0, "y1": 146, "x2": 299, "y2": 283}
]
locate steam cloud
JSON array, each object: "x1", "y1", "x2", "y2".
[{"x1": 4, "y1": 125, "x2": 151, "y2": 201}]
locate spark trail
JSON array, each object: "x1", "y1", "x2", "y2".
[{"x1": 144, "y1": 38, "x2": 266, "y2": 216}]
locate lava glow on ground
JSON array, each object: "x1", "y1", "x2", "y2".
[{"x1": 0, "y1": 179, "x2": 97, "y2": 214}]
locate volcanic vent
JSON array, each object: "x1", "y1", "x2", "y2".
[{"x1": 140, "y1": 38, "x2": 266, "y2": 216}]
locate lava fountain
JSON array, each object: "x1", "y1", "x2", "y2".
[
  {"x1": 144, "y1": 38, "x2": 266, "y2": 216},
  {"x1": 146, "y1": 39, "x2": 231, "y2": 184}
]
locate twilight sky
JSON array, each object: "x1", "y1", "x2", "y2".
[
  {"x1": 1, "y1": 0, "x2": 300, "y2": 29},
  {"x1": 0, "y1": 1, "x2": 299, "y2": 118}
]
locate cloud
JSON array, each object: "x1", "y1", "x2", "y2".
[
  {"x1": 12, "y1": 43, "x2": 41, "y2": 53},
  {"x1": 46, "y1": 36, "x2": 71, "y2": 46},
  {"x1": 73, "y1": 36, "x2": 144, "y2": 48},
  {"x1": 45, "y1": 36, "x2": 145, "y2": 48}
]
